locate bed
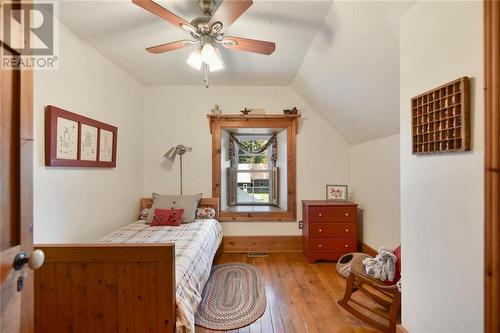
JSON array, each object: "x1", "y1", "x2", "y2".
[{"x1": 34, "y1": 197, "x2": 222, "y2": 333}]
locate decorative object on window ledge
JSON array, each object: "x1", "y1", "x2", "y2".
[
  {"x1": 164, "y1": 144, "x2": 192, "y2": 195},
  {"x1": 283, "y1": 107, "x2": 299, "y2": 115},
  {"x1": 131, "y1": 0, "x2": 276, "y2": 88},
  {"x1": 412, "y1": 77, "x2": 470, "y2": 154},
  {"x1": 326, "y1": 185, "x2": 348, "y2": 201},
  {"x1": 240, "y1": 108, "x2": 251, "y2": 115},
  {"x1": 45, "y1": 105, "x2": 118, "y2": 168},
  {"x1": 211, "y1": 104, "x2": 222, "y2": 115},
  {"x1": 250, "y1": 108, "x2": 265, "y2": 114}
]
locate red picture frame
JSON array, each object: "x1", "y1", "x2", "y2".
[{"x1": 45, "y1": 105, "x2": 118, "y2": 167}]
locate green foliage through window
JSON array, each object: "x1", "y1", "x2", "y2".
[{"x1": 237, "y1": 139, "x2": 269, "y2": 165}]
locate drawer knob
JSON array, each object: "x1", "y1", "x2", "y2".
[
  {"x1": 318, "y1": 229, "x2": 323, "y2": 232},
  {"x1": 345, "y1": 213, "x2": 349, "y2": 217},
  {"x1": 318, "y1": 213, "x2": 323, "y2": 217},
  {"x1": 344, "y1": 244, "x2": 349, "y2": 248},
  {"x1": 318, "y1": 244, "x2": 323, "y2": 248},
  {"x1": 345, "y1": 229, "x2": 349, "y2": 232}
]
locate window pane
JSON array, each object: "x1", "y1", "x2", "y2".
[
  {"x1": 238, "y1": 155, "x2": 268, "y2": 164},
  {"x1": 236, "y1": 171, "x2": 270, "y2": 204},
  {"x1": 237, "y1": 138, "x2": 270, "y2": 167},
  {"x1": 234, "y1": 136, "x2": 272, "y2": 205}
]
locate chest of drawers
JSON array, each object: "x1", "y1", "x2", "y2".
[{"x1": 302, "y1": 200, "x2": 358, "y2": 263}]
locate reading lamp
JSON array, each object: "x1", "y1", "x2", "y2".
[{"x1": 164, "y1": 144, "x2": 192, "y2": 195}]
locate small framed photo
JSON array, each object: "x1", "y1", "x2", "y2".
[{"x1": 326, "y1": 185, "x2": 348, "y2": 201}]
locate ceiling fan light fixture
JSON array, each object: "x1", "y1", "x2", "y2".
[
  {"x1": 201, "y1": 42, "x2": 221, "y2": 68},
  {"x1": 186, "y1": 47, "x2": 203, "y2": 70},
  {"x1": 207, "y1": 48, "x2": 224, "y2": 72}
]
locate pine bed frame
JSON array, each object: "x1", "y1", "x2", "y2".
[{"x1": 34, "y1": 198, "x2": 219, "y2": 333}]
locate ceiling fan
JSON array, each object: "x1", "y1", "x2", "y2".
[{"x1": 132, "y1": 0, "x2": 276, "y2": 87}]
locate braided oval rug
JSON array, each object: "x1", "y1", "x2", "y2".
[{"x1": 195, "y1": 262, "x2": 267, "y2": 331}]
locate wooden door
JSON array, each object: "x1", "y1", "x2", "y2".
[
  {"x1": 484, "y1": 1, "x2": 500, "y2": 331},
  {"x1": 0, "y1": 1, "x2": 38, "y2": 332}
]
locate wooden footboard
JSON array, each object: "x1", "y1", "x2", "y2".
[{"x1": 34, "y1": 243, "x2": 176, "y2": 333}]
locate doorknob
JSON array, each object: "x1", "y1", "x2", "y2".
[{"x1": 13, "y1": 249, "x2": 45, "y2": 271}]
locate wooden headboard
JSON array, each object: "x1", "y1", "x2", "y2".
[{"x1": 141, "y1": 197, "x2": 220, "y2": 221}]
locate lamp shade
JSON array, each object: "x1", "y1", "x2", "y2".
[
  {"x1": 201, "y1": 43, "x2": 224, "y2": 72},
  {"x1": 201, "y1": 42, "x2": 218, "y2": 65},
  {"x1": 164, "y1": 145, "x2": 192, "y2": 160},
  {"x1": 186, "y1": 47, "x2": 203, "y2": 70},
  {"x1": 208, "y1": 48, "x2": 224, "y2": 72},
  {"x1": 164, "y1": 147, "x2": 177, "y2": 160}
]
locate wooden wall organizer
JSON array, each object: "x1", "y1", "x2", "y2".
[{"x1": 412, "y1": 77, "x2": 470, "y2": 154}]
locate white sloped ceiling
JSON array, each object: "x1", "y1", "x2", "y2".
[
  {"x1": 292, "y1": 1, "x2": 414, "y2": 144},
  {"x1": 57, "y1": 0, "x2": 413, "y2": 144}
]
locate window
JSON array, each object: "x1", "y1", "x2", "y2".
[
  {"x1": 209, "y1": 114, "x2": 300, "y2": 222},
  {"x1": 232, "y1": 136, "x2": 275, "y2": 205}
]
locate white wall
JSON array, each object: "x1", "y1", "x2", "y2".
[
  {"x1": 277, "y1": 129, "x2": 288, "y2": 210},
  {"x1": 349, "y1": 134, "x2": 400, "y2": 249},
  {"x1": 400, "y1": 2, "x2": 483, "y2": 332},
  {"x1": 33, "y1": 23, "x2": 144, "y2": 243},
  {"x1": 142, "y1": 86, "x2": 350, "y2": 236}
]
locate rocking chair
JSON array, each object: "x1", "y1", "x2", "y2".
[{"x1": 338, "y1": 248, "x2": 401, "y2": 333}]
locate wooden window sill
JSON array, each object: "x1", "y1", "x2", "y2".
[{"x1": 219, "y1": 211, "x2": 296, "y2": 222}]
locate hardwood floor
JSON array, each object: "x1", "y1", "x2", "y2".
[{"x1": 196, "y1": 252, "x2": 388, "y2": 333}]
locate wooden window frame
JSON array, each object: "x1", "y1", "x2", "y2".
[
  {"x1": 208, "y1": 114, "x2": 300, "y2": 222},
  {"x1": 484, "y1": 1, "x2": 500, "y2": 331}
]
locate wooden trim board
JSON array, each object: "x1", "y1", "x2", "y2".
[
  {"x1": 360, "y1": 243, "x2": 378, "y2": 257},
  {"x1": 221, "y1": 236, "x2": 302, "y2": 253},
  {"x1": 397, "y1": 325, "x2": 410, "y2": 333},
  {"x1": 484, "y1": 1, "x2": 500, "y2": 331},
  {"x1": 220, "y1": 238, "x2": 379, "y2": 255}
]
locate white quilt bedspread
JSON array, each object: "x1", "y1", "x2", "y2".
[{"x1": 97, "y1": 219, "x2": 223, "y2": 333}]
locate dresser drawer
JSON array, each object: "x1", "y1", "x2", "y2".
[
  {"x1": 309, "y1": 206, "x2": 357, "y2": 222},
  {"x1": 310, "y1": 238, "x2": 357, "y2": 253},
  {"x1": 309, "y1": 223, "x2": 356, "y2": 238}
]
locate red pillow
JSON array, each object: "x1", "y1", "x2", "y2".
[
  {"x1": 384, "y1": 245, "x2": 402, "y2": 285},
  {"x1": 150, "y1": 208, "x2": 184, "y2": 226},
  {"x1": 394, "y1": 245, "x2": 402, "y2": 282}
]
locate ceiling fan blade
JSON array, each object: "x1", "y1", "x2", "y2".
[
  {"x1": 208, "y1": 0, "x2": 253, "y2": 33},
  {"x1": 222, "y1": 36, "x2": 276, "y2": 55},
  {"x1": 132, "y1": 0, "x2": 196, "y2": 33},
  {"x1": 146, "y1": 40, "x2": 195, "y2": 54}
]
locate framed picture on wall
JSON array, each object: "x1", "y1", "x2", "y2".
[
  {"x1": 99, "y1": 129, "x2": 114, "y2": 162},
  {"x1": 45, "y1": 105, "x2": 118, "y2": 167},
  {"x1": 326, "y1": 184, "x2": 348, "y2": 201},
  {"x1": 55, "y1": 117, "x2": 78, "y2": 160},
  {"x1": 80, "y1": 124, "x2": 98, "y2": 161}
]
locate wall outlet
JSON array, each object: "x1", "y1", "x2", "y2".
[{"x1": 298, "y1": 220, "x2": 303, "y2": 229}]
